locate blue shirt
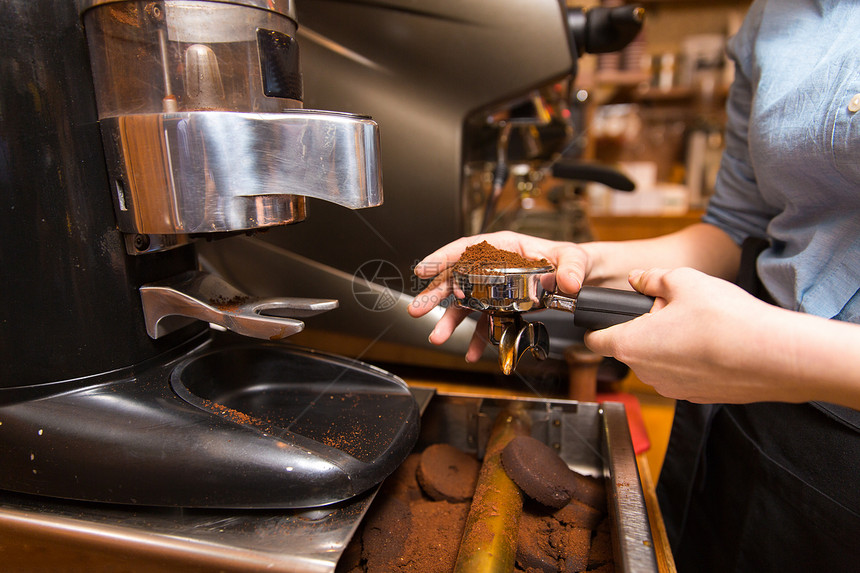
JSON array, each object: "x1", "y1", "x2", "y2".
[{"x1": 703, "y1": 0, "x2": 860, "y2": 324}]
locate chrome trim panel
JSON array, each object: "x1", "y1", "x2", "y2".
[
  {"x1": 78, "y1": 0, "x2": 296, "y2": 20},
  {"x1": 101, "y1": 110, "x2": 383, "y2": 234}
]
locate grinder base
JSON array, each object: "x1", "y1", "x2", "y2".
[{"x1": 0, "y1": 333, "x2": 420, "y2": 509}]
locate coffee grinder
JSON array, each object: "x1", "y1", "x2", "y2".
[{"x1": 0, "y1": 0, "x2": 419, "y2": 509}]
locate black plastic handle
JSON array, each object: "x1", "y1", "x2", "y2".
[
  {"x1": 551, "y1": 160, "x2": 636, "y2": 191},
  {"x1": 573, "y1": 286, "x2": 654, "y2": 330}
]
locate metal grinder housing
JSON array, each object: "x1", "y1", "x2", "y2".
[{"x1": 0, "y1": 0, "x2": 418, "y2": 509}]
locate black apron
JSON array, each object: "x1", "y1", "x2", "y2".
[
  {"x1": 656, "y1": 238, "x2": 860, "y2": 572},
  {"x1": 657, "y1": 401, "x2": 860, "y2": 572}
]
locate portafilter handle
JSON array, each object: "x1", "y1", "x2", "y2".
[
  {"x1": 544, "y1": 286, "x2": 655, "y2": 330},
  {"x1": 454, "y1": 269, "x2": 653, "y2": 374},
  {"x1": 490, "y1": 286, "x2": 652, "y2": 374}
]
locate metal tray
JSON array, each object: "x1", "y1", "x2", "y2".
[
  {"x1": 0, "y1": 389, "x2": 657, "y2": 572},
  {"x1": 417, "y1": 392, "x2": 658, "y2": 573}
]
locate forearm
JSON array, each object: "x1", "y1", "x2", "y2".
[
  {"x1": 754, "y1": 306, "x2": 860, "y2": 410},
  {"x1": 580, "y1": 222, "x2": 741, "y2": 289}
]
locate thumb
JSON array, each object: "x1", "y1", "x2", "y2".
[
  {"x1": 628, "y1": 267, "x2": 673, "y2": 297},
  {"x1": 555, "y1": 248, "x2": 588, "y2": 294},
  {"x1": 584, "y1": 271, "x2": 659, "y2": 357},
  {"x1": 629, "y1": 267, "x2": 710, "y2": 313}
]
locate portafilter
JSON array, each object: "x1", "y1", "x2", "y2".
[{"x1": 453, "y1": 266, "x2": 654, "y2": 375}]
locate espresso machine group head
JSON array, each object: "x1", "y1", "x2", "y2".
[{"x1": 0, "y1": 0, "x2": 418, "y2": 508}]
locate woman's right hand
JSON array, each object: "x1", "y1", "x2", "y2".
[{"x1": 407, "y1": 231, "x2": 593, "y2": 362}]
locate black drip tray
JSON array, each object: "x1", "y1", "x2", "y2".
[{"x1": 170, "y1": 342, "x2": 420, "y2": 503}]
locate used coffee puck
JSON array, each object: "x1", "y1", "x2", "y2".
[
  {"x1": 501, "y1": 435, "x2": 573, "y2": 509},
  {"x1": 567, "y1": 470, "x2": 607, "y2": 511},
  {"x1": 416, "y1": 443, "x2": 481, "y2": 502}
]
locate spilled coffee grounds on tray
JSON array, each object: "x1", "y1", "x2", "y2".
[
  {"x1": 452, "y1": 241, "x2": 551, "y2": 275},
  {"x1": 337, "y1": 443, "x2": 613, "y2": 573}
]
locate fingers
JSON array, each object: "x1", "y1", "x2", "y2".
[
  {"x1": 626, "y1": 268, "x2": 668, "y2": 312},
  {"x1": 413, "y1": 235, "x2": 482, "y2": 279},
  {"x1": 425, "y1": 305, "x2": 488, "y2": 362},
  {"x1": 627, "y1": 267, "x2": 701, "y2": 311},
  {"x1": 428, "y1": 304, "x2": 473, "y2": 345},
  {"x1": 413, "y1": 231, "x2": 565, "y2": 278},
  {"x1": 583, "y1": 324, "x2": 622, "y2": 358},
  {"x1": 585, "y1": 267, "x2": 704, "y2": 357},
  {"x1": 411, "y1": 232, "x2": 591, "y2": 367},
  {"x1": 465, "y1": 313, "x2": 490, "y2": 362},
  {"x1": 627, "y1": 267, "x2": 671, "y2": 296},
  {"x1": 408, "y1": 268, "x2": 454, "y2": 318},
  {"x1": 581, "y1": 268, "x2": 668, "y2": 358},
  {"x1": 411, "y1": 231, "x2": 569, "y2": 317}
]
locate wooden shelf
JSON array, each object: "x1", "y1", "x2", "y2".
[
  {"x1": 589, "y1": 210, "x2": 704, "y2": 241},
  {"x1": 594, "y1": 69, "x2": 651, "y2": 87}
]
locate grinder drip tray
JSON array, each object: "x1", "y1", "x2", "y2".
[
  {"x1": 169, "y1": 343, "x2": 421, "y2": 505},
  {"x1": 0, "y1": 339, "x2": 420, "y2": 509}
]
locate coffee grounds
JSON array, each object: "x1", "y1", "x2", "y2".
[
  {"x1": 588, "y1": 518, "x2": 614, "y2": 570},
  {"x1": 551, "y1": 526, "x2": 591, "y2": 573},
  {"x1": 361, "y1": 495, "x2": 412, "y2": 570},
  {"x1": 209, "y1": 294, "x2": 250, "y2": 312},
  {"x1": 453, "y1": 241, "x2": 551, "y2": 275},
  {"x1": 516, "y1": 513, "x2": 561, "y2": 573},
  {"x1": 515, "y1": 510, "x2": 597, "y2": 573},
  {"x1": 401, "y1": 498, "x2": 470, "y2": 571},
  {"x1": 550, "y1": 497, "x2": 604, "y2": 531},
  {"x1": 347, "y1": 452, "x2": 470, "y2": 573},
  {"x1": 340, "y1": 445, "x2": 612, "y2": 573},
  {"x1": 386, "y1": 452, "x2": 424, "y2": 503}
]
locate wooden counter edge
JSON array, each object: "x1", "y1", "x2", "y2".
[{"x1": 637, "y1": 454, "x2": 678, "y2": 573}]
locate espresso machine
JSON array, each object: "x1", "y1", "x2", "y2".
[
  {"x1": 0, "y1": 0, "x2": 421, "y2": 517},
  {"x1": 199, "y1": 0, "x2": 644, "y2": 374}
]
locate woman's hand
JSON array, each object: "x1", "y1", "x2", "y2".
[
  {"x1": 408, "y1": 231, "x2": 590, "y2": 362},
  {"x1": 409, "y1": 235, "x2": 860, "y2": 409},
  {"x1": 584, "y1": 266, "x2": 859, "y2": 406}
]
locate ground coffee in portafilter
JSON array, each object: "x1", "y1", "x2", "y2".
[{"x1": 452, "y1": 241, "x2": 551, "y2": 275}]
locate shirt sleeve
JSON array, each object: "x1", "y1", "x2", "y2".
[{"x1": 703, "y1": 2, "x2": 780, "y2": 245}]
